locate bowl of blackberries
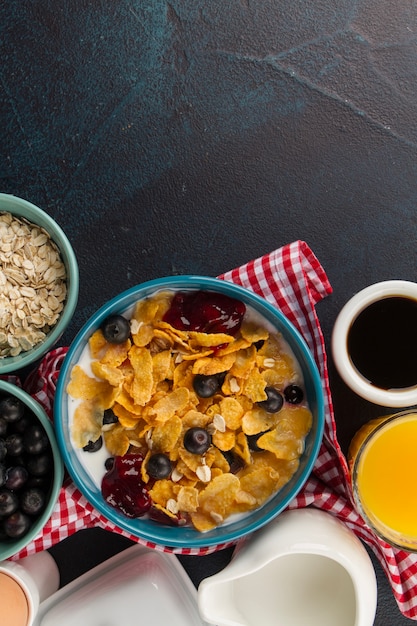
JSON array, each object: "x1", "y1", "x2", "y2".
[{"x1": 0, "y1": 380, "x2": 63, "y2": 559}]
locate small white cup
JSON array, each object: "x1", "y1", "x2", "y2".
[
  {"x1": 332, "y1": 280, "x2": 417, "y2": 407},
  {"x1": 0, "y1": 552, "x2": 59, "y2": 626}
]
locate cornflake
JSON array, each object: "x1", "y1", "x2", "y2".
[{"x1": 68, "y1": 290, "x2": 313, "y2": 532}]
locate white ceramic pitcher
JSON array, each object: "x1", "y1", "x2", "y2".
[{"x1": 198, "y1": 508, "x2": 377, "y2": 626}]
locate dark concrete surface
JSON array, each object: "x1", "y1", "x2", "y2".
[{"x1": 2, "y1": 2, "x2": 417, "y2": 623}]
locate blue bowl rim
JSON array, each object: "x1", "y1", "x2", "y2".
[
  {"x1": 55, "y1": 275, "x2": 325, "y2": 549},
  {"x1": 0, "y1": 193, "x2": 79, "y2": 374},
  {"x1": 0, "y1": 379, "x2": 64, "y2": 559}
]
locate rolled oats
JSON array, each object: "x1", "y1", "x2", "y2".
[
  {"x1": 0, "y1": 211, "x2": 67, "y2": 358},
  {"x1": 212, "y1": 413, "x2": 227, "y2": 433},
  {"x1": 196, "y1": 464, "x2": 212, "y2": 483},
  {"x1": 166, "y1": 498, "x2": 179, "y2": 514}
]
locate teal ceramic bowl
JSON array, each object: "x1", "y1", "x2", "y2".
[
  {"x1": 0, "y1": 194, "x2": 79, "y2": 374},
  {"x1": 55, "y1": 276, "x2": 325, "y2": 550},
  {"x1": 0, "y1": 380, "x2": 64, "y2": 560}
]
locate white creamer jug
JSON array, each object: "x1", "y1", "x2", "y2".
[{"x1": 198, "y1": 508, "x2": 377, "y2": 626}]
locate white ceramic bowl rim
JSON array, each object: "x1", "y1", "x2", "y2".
[
  {"x1": 332, "y1": 280, "x2": 417, "y2": 407},
  {"x1": 55, "y1": 275, "x2": 325, "y2": 549}
]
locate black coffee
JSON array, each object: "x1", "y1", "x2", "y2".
[{"x1": 347, "y1": 296, "x2": 417, "y2": 389}]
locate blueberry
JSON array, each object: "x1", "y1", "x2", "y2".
[
  {"x1": 27, "y1": 476, "x2": 49, "y2": 490},
  {"x1": 0, "y1": 396, "x2": 25, "y2": 423},
  {"x1": 0, "y1": 439, "x2": 6, "y2": 462},
  {"x1": 257, "y1": 387, "x2": 284, "y2": 413},
  {"x1": 193, "y1": 374, "x2": 222, "y2": 398},
  {"x1": 217, "y1": 371, "x2": 227, "y2": 385},
  {"x1": 20, "y1": 487, "x2": 46, "y2": 516},
  {"x1": 0, "y1": 489, "x2": 19, "y2": 517},
  {"x1": 26, "y1": 453, "x2": 51, "y2": 477},
  {"x1": 183, "y1": 428, "x2": 211, "y2": 455},
  {"x1": 147, "y1": 453, "x2": 172, "y2": 480},
  {"x1": 222, "y1": 451, "x2": 245, "y2": 474},
  {"x1": 5, "y1": 466, "x2": 28, "y2": 490},
  {"x1": 104, "y1": 457, "x2": 115, "y2": 471},
  {"x1": 13, "y1": 414, "x2": 32, "y2": 434},
  {"x1": 0, "y1": 418, "x2": 7, "y2": 437},
  {"x1": 5, "y1": 433, "x2": 24, "y2": 457},
  {"x1": 8, "y1": 455, "x2": 26, "y2": 468},
  {"x1": 246, "y1": 433, "x2": 264, "y2": 452},
  {"x1": 101, "y1": 314, "x2": 131, "y2": 344},
  {"x1": 102, "y1": 409, "x2": 118, "y2": 427},
  {"x1": 0, "y1": 464, "x2": 5, "y2": 487},
  {"x1": 23, "y1": 423, "x2": 49, "y2": 455},
  {"x1": 0, "y1": 521, "x2": 8, "y2": 541},
  {"x1": 284, "y1": 384, "x2": 304, "y2": 404},
  {"x1": 83, "y1": 437, "x2": 103, "y2": 453},
  {"x1": 4, "y1": 511, "x2": 31, "y2": 539}
]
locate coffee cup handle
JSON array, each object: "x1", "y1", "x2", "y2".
[{"x1": 17, "y1": 551, "x2": 60, "y2": 603}]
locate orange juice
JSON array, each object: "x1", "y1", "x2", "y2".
[{"x1": 351, "y1": 411, "x2": 417, "y2": 550}]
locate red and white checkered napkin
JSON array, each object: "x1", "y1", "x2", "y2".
[{"x1": 8, "y1": 240, "x2": 417, "y2": 619}]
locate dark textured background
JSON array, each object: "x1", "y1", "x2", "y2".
[{"x1": 2, "y1": 2, "x2": 417, "y2": 623}]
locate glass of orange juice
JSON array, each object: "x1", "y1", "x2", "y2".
[{"x1": 350, "y1": 410, "x2": 417, "y2": 551}]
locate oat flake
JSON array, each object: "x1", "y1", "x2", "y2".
[{"x1": 0, "y1": 211, "x2": 67, "y2": 358}]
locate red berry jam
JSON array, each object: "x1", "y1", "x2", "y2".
[
  {"x1": 101, "y1": 454, "x2": 152, "y2": 518},
  {"x1": 148, "y1": 506, "x2": 189, "y2": 527},
  {"x1": 163, "y1": 291, "x2": 246, "y2": 335}
]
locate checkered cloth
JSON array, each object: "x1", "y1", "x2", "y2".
[{"x1": 6, "y1": 240, "x2": 417, "y2": 619}]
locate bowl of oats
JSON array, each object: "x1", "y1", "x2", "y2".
[
  {"x1": 55, "y1": 276, "x2": 324, "y2": 550},
  {"x1": 0, "y1": 194, "x2": 79, "y2": 374}
]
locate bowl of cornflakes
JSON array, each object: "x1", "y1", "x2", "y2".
[
  {"x1": 0, "y1": 194, "x2": 79, "y2": 374},
  {"x1": 54, "y1": 276, "x2": 324, "y2": 550},
  {"x1": 0, "y1": 379, "x2": 64, "y2": 559}
]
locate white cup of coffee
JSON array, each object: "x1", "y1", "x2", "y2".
[
  {"x1": 332, "y1": 280, "x2": 417, "y2": 407},
  {"x1": 0, "y1": 552, "x2": 59, "y2": 626}
]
